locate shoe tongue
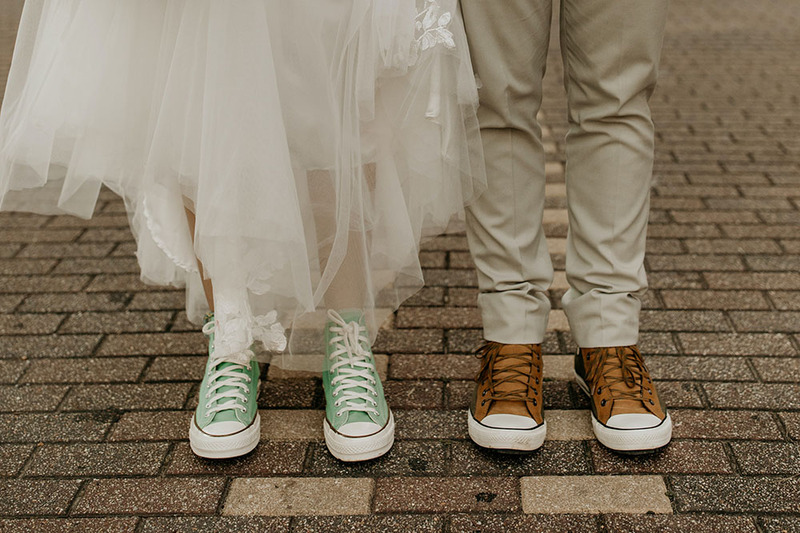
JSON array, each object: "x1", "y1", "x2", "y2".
[
  {"x1": 330, "y1": 310, "x2": 377, "y2": 424},
  {"x1": 209, "y1": 361, "x2": 245, "y2": 424},
  {"x1": 610, "y1": 399, "x2": 649, "y2": 416},
  {"x1": 491, "y1": 344, "x2": 533, "y2": 394},
  {"x1": 486, "y1": 345, "x2": 534, "y2": 416},
  {"x1": 203, "y1": 316, "x2": 243, "y2": 424},
  {"x1": 343, "y1": 410, "x2": 376, "y2": 425},
  {"x1": 601, "y1": 348, "x2": 648, "y2": 415}
]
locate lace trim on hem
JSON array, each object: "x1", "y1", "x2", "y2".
[
  {"x1": 141, "y1": 195, "x2": 199, "y2": 274},
  {"x1": 210, "y1": 310, "x2": 287, "y2": 364}
]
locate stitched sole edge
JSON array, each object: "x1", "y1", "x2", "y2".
[
  {"x1": 467, "y1": 410, "x2": 547, "y2": 451},
  {"x1": 574, "y1": 371, "x2": 673, "y2": 452},
  {"x1": 189, "y1": 414, "x2": 261, "y2": 459},
  {"x1": 323, "y1": 411, "x2": 395, "y2": 462}
]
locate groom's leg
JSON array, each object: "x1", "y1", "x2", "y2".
[
  {"x1": 461, "y1": 0, "x2": 554, "y2": 344},
  {"x1": 559, "y1": 0, "x2": 669, "y2": 347}
]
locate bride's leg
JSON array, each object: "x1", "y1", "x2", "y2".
[
  {"x1": 183, "y1": 205, "x2": 215, "y2": 312},
  {"x1": 324, "y1": 230, "x2": 368, "y2": 311},
  {"x1": 317, "y1": 167, "x2": 394, "y2": 462},
  {"x1": 184, "y1": 202, "x2": 261, "y2": 460}
]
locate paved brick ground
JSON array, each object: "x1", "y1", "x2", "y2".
[{"x1": 1, "y1": 1, "x2": 799, "y2": 531}]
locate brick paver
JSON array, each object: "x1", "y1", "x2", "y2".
[{"x1": 1, "y1": 0, "x2": 799, "y2": 530}]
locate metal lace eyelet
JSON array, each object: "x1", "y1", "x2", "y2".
[
  {"x1": 243, "y1": 398, "x2": 248, "y2": 403},
  {"x1": 481, "y1": 400, "x2": 486, "y2": 406},
  {"x1": 601, "y1": 399, "x2": 607, "y2": 407},
  {"x1": 535, "y1": 378, "x2": 539, "y2": 384},
  {"x1": 597, "y1": 387, "x2": 602, "y2": 394},
  {"x1": 482, "y1": 389, "x2": 487, "y2": 396},
  {"x1": 649, "y1": 399, "x2": 655, "y2": 405},
  {"x1": 533, "y1": 399, "x2": 537, "y2": 406},
  {"x1": 205, "y1": 403, "x2": 211, "y2": 409}
]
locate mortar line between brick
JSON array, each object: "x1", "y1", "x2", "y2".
[
  {"x1": 163, "y1": 309, "x2": 181, "y2": 334},
  {"x1": 720, "y1": 309, "x2": 738, "y2": 334},
  {"x1": 580, "y1": 439, "x2": 596, "y2": 475},
  {"x1": 132, "y1": 516, "x2": 145, "y2": 533},
  {"x1": 722, "y1": 441, "x2": 743, "y2": 476},
  {"x1": 136, "y1": 355, "x2": 158, "y2": 384},
  {"x1": 441, "y1": 514, "x2": 451, "y2": 533},
  {"x1": 693, "y1": 382, "x2": 712, "y2": 409},
  {"x1": 214, "y1": 475, "x2": 235, "y2": 516},
  {"x1": 43, "y1": 255, "x2": 60, "y2": 276},
  {"x1": 771, "y1": 412, "x2": 791, "y2": 442},
  {"x1": 662, "y1": 474, "x2": 678, "y2": 514},
  {"x1": 51, "y1": 385, "x2": 73, "y2": 413},
  {"x1": 670, "y1": 331, "x2": 684, "y2": 357},
  {"x1": 81, "y1": 327, "x2": 106, "y2": 359},
  {"x1": 300, "y1": 439, "x2": 316, "y2": 473},
  {"x1": 367, "y1": 472, "x2": 379, "y2": 515},
  {"x1": 64, "y1": 478, "x2": 92, "y2": 518},
  {"x1": 786, "y1": 335, "x2": 800, "y2": 357},
  {"x1": 14, "y1": 442, "x2": 39, "y2": 478},
  {"x1": 752, "y1": 516, "x2": 768, "y2": 533},
  {"x1": 52, "y1": 313, "x2": 71, "y2": 336},
  {"x1": 596, "y1": 513, "x2": 610, "y2": 532},
  {"x1": 442, "y1": 439, "x2": 453, "y2": 477},
  {"x1": 745, "y1": 358, "x2": 763, "y2": 383}
]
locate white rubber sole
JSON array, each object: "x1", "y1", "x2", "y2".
[
  {"x1": 323, "y1": 411, "x2": 395, "y2": 462},
  {"x1": 467, "y1": 410, "x2": 547, "y2": 452},
  {"x1": 575, "y1": 372, "x2": 672, "y2": 452},
  {"x1": 189, "y1": 414, "x2": 261, "y2": 459}
]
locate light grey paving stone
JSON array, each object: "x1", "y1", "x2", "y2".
[
  {"x1": 543, "y1": 355, "x2": 574, "y2": 381},
  {"x1": 520, "y1": 476, "x2": 672, "y2": 514},
  {"x1": 544, "y1": 410, "x2": 593, "y2": 441}
]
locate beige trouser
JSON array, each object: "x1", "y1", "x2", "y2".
[{"x1": 461, "y1": 0, "x2": 669, "y2": 347}]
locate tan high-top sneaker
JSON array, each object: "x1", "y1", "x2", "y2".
[
  {"x1": 468, "y1": 342, "x2": 546, "y2": 451},
  {"x1": 575, "y1": 345, "x2": 672, "y2": 452}
]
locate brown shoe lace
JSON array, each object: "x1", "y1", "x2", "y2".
[
  {"x1": 475, "y1": 342, "x2": 541, "y2": 403},
  {"x1": 584, "y1": 346, "x2": 653, "y2": 403}
]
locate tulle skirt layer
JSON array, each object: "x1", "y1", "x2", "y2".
[{"x1": 0, "y1": 0, "x2": 485, "y2": 365}]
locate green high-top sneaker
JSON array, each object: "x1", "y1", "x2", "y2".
[
  {"x1": 322, "y1": 309, "x2": 394, "y2": 462},
  {"x1": 189, "y1": 313, "x2": 261, "y2": 459}
]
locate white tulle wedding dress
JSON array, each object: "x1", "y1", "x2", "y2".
[{"x1": 0, "y1": 0, "x2": 485, "y2": 365}]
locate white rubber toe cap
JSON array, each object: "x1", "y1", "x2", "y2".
[
  {"x1": 606, "y1": 413, "x2": 663, "y2": 430},
  {"x1": 201, "y1": 420, "x2": 247, "y2": 436},
  {"x1": 338, "y1": 421, "x2": 382, "y2": 437},
  {"x1": 480, "y1": 413, "x2": 539, "y2": 430}
]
